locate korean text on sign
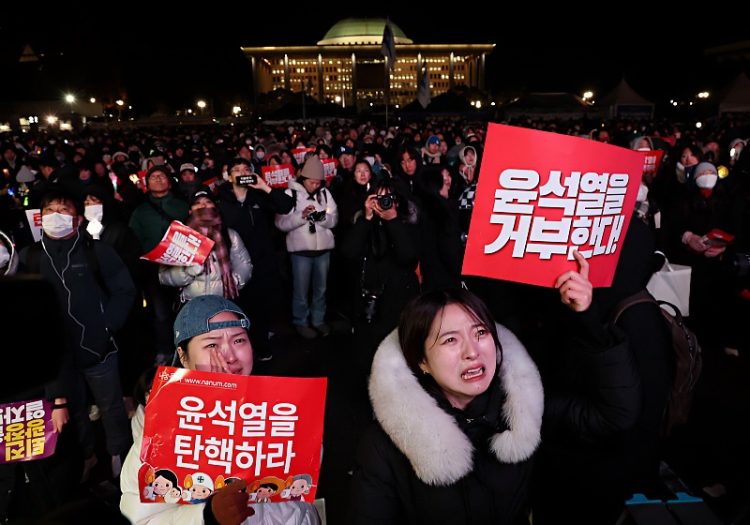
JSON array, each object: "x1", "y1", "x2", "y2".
[{"x1": 484, "y1": 168, "x2": 629, "y2": 260}]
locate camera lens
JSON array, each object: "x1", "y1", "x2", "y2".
[{"x1": 377, "y1": 194, "x2": 394, "y2": 210}]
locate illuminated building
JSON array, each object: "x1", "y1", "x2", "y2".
[{"x1": 241, "y1": 18, "x2": 494, "y2": 110}]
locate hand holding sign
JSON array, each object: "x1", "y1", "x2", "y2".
[
  {"x1": 210, "y1": 479, "x2": 254, "y2": 525},
  {"x1": 555, "y1": 250, "x2": 593, "y2": 312}
]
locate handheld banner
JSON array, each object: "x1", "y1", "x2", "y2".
[
  {"x1": 462, "y1": 123, "x2": 645, "y2": 288},
  {"x1": 138, "y1": 367, "x2": 327, "y2": 505},
  {"x1": 25, "y1": 209, "x2": 42, "y2": 243},
  {"x1": 291, "y1": 148, "x2": 315, "y2": 165},
  {"x1": 261, "y1": 164, "x2": 295, "y2": 189},
  {"x1": 0, "y1": 399, "x2": 58, "y2": 463},
  {"x1": 642, "y1": 149, "x2": 664, "y2": 182},
  {"x1": 321, "y1": 159, "x2": 338, "y2": 184},
  {"x1": 140, "y1": 221, "x2": 215, "y2": 266}
]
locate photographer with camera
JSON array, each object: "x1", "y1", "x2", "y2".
[
  {"x1": 275, "y1": 155, "x2": 338, "y2": 339},
  {"x1": 340, "y1": 177, "x2": 421, "y2": 378}
]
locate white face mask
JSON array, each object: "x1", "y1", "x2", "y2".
[
  {"x1": 41, "y1": 212, "x2": 75, "y2": 239},
  {"x1": 84, "y1": 204, "x2": 103, "y2": 223},
  {"x1": 636, "y1": 183, "x2": 649, "y2": 202},
  {"x1": 695, "y1": 174, "x2": 718, "y2": 189}
]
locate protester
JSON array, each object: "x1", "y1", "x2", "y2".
[
  {"x1": 350, "y1": 288, "x2": 543, "y2": 523},
  {"x1": 159, "y1": 190, "x2": 252, "y2": 304},
  {"x1": 120, "y1": 295, "x2": 320, "y2": 525}
]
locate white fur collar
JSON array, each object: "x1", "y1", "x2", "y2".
[{"x1": 369, "y1": 324, "x2": 543, "y2": 486}]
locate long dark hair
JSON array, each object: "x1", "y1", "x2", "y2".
[{"x1": 398, "y1": 289, "x2": 503, "y2": 390}]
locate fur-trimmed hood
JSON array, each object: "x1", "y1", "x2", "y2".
[{"x1": 369, "y1": 324, "x2": 543, "y2": 486}]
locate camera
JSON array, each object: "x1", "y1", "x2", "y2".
[
  {"x1": 377, "y1": 193, "x2": 394, "y2": 210},
  {"x1": 308, "y1": 210, "x2": 326, "y2": 222},
  {"x1": 238, "y1": 174, "x2": 258, "y2": 186},
  {"x1": 361, "y1": 290, "x2": 382, "y2": 324}
]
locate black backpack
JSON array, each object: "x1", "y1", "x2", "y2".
[{"x1": 611, "y1": 290, "x2": 702, "y2": 439}]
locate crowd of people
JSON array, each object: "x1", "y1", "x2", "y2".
[{"x1": 0, "y1": 113, "x2": 748, "y2": 524}]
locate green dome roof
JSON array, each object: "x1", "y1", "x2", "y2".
[{"x1": 317, "y1": 18, "x2": 413, "y2": 45}]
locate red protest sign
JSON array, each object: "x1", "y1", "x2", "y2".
[
  {"x1": 462, "y1": 123, "x2": 645, "y2": 288},
  {"x1": 138, "y1": 367, "x2": 327, "y2": 505},
  {"x1": 0, "y1": 399, "x2": 58, "y2": 463},
  {"x1": 140, "y1": 221, "x2": 215, "y2": 266},
  {"x1": 321, "y1": 159, "x2": 338, "y2": 184},
  {"x1": 261, "y1": 164, "x2": 295, "y2": 189},
  {"x1": 291, "y1": 148, "x2": 315, "y2": 165},
  {"x1": 642, "y1": 149, "x2": 664, "y2": 181},
  {"x1": 203, "y1": 177, "x2": 219, "y2": 192},
  {"x1": 25, "y1": 209, "x2": 42, "y2": 243}
]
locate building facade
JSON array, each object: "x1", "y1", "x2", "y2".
[{"x1": 241, "y1": 18, "x2": 494, "y2": 110}]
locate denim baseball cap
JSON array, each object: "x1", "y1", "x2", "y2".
[{"x1": 173, "y1": 295, "x2": 250, "y2": 347}]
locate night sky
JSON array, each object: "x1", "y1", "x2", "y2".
[{"x1": 2, "y1": 2, "x2": 748, "y2": 114}]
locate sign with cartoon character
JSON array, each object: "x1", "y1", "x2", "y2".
[
  {"x1": 137, "y1": 367, "x2": 326, "y2": 505},
  {"x1": 462, "y1": 123, "x2": 645, "y2": 288}
]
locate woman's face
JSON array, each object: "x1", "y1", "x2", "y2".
[
  {"x1": 680, "y1": 148, "x2": 699, "y2": 167},
  {"x1": 179, "y1": 311, "x2": 254, "y2": 375},
  {"x1": 84, "y1": 195, "x2": 102, "y2": 207},
  {"x1": 303, "y1": 178, "x2": 322, "y2": 193},
  {"x1": 318, "y1": 149, "x2": 329, "y2": 160},
  {"x1": 464, "y1": 149, "x2": 476, "y2": 166},
  {"x1": 420, "y1": 303, "x2": 497, "y2": 410},
  {"x1": 281, "y1": 151, "x2": 293, "y2": 164},
  {"x1": 353, "y1": 163, "x2": 372, "y2": 186}
]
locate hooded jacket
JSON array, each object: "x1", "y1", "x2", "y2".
[{"x1": 351, "y1": 326, "x2": 543, "y2": 524}]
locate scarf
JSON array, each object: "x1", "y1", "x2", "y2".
[{"x1": 187, "y1": 208, "x2": 238, "y2": 299}]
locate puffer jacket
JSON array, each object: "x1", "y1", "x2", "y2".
[
  {"x1": 158, "y1": 228, "x2": 252, "y2": 302},
  {"x1": 275, "y1": 181, "x2": 338, "y2": 253},
  {"x1": 351, "y1": 326, "x2": 544, "y2": 524}
]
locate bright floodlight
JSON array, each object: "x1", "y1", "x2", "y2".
[
  {"x1": 334, "y1": 95, "x2": 341, "y2": 103},
  {"x1": 64, "y1": 94, "x2": 75, "y2": 104},
  {"x1": 115, "y1": 99, "x2": 124, "y2": 106},
  {"x1": 89, "y1": 97, "x2": 96, "y2": 103},
  {"x1": 475, "y1": 100, "x2": 482, "y2": 109},
  {"x1": 583, "y1": 91, "x2": 594, "y2": 101},
  {"x1": 232, "y1": 106, "x2": 241, "y2": 115},
  {"x1": 197, "y1": 100, "x2": 207, "y2": 109},
  {"x1": 46, "y1": 115, "x2": 58, "y2": 124},
  {"x1": 698, "y1": 91, "x2": 710, "y2": 99},
  {"x1": 696, "y1": 122, "x2": 703, "y2": 129}
]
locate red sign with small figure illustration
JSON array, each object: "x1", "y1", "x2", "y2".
[
  {"x1": 462, "y1": 124, "x2": 645, "y2": 288},
  {"x1": 138, "y1": 367, "x2": 327, "y2": 505}
]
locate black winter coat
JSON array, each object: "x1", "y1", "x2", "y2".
[{"x1": 351, "y1": 326, "x2": 543, "y2": 525}]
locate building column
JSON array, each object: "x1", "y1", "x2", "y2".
[
  {"x1": 351, "y1": 52, "x2": 357, "y2": 111},
  {"x1": 283, "y1": 54, "x2": 290, "y2": 91},
  {"x1": 317, "y1": 54, "x2": 324, "y2": 103},
  {"x1": 250, "y1": 56, "x2": 258, "y2": 109},
  {"x1": 417, "y1": 52, "x2": 423, "y2": 100},
  {"x1": 449, "y1": 52, "x2": 455, "y2": 90},
  {"x1": 479, "y1": 53, "x2": 486, "y2": 91}
]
